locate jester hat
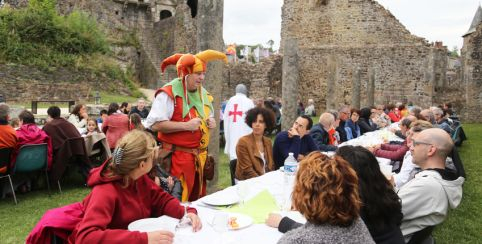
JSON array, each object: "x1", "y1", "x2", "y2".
[{"x1": 160, "y1": 49, "x2": 228, "y2": 78}]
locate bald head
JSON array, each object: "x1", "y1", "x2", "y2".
[
  {"x1": 235, "y1": 84, "x2": 248, "y2": 95},
  {"x1": 418, "y1": 128, "x2": 454, "y2": 159},
  {"x1": 319, "y1": 112, "x2": 335, "y2": 129}
]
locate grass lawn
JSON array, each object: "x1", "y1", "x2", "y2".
[
  {"x1": 0, "y1": 125, "x2": 481, "y2": 243},
  {"x1": 432, "y1": 124, "x2": 482, "y2": 243}
]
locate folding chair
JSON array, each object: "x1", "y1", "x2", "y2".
[
  {"x1": 12, "y1": 143, "x2": 61, "y2": 195},
  {"x1": 0, "y1": 147, "x2": 16, "y2": 204}
]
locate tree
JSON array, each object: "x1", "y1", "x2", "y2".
[
  {"x1": 450, "y1": 46, "x2": 459, "y2": 58},
  {"x1": 266, "y1": 39, "x2": 274, "y2": 52}
]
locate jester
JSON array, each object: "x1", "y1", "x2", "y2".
[{"x1": 145, "y1": 50, "x2": 227, "y2": 201}]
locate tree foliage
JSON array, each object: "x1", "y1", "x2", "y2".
[
  {"x1": 0, "y1": 0, "x2": 109, "y2": 67},
  {"x1": 449, "y1": 46, "x2": 459, "y2": 58}
]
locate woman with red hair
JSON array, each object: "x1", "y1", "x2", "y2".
[{"x1": 277, "y1": 152, "x2": 374, "y2": 244}]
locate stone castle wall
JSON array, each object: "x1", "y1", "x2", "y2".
[
  {"x1": 461, "y1": 24, "x2": 482, "y2": 122},
  {"x1": 280, "y1": 0, "x2": 451, "y2": 113},
  {"x1": 281, "y1": 0, "x2": 425, "y2": 51},
  {"x1": 56, "y1": 0, "x2": 198, "y2": 89},
  {"x1": 0, "y1": 64, "x2": 132, "y2": 103},
  {"x1": 221, "y1": 55, "x2": 282, "y2": 102}
]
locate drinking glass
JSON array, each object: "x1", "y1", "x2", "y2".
[
  {"x1": 176, "y1": 201, "x2": 191, "y2": 230},
  {"x1": 212, "y1": 213, "x2": 229, "y2": 244},
  {"x1": 236, "y1": 182, "x2": 248, "y2": 206}
]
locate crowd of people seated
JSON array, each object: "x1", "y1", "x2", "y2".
[
  {"x1": 1, "y1": 96, "x2": 468, "y2": 244},
  {"x1": 0, "y1": 99, "x2": 151, "y2": 197},
  {"x1": 232, "y1": 100, "x2": 466, "y2": 243}
]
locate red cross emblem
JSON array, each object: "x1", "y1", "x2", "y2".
[{"x1": 228, "y1": 104, "x2": 243, "y2": 122}]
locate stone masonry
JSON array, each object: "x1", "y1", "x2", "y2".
[
  {"x1": 280, "y1": 0, "x2": 454, "y2": 114},
  {"x1": 222, "y1": 55, "x2": 282, "y2": 102},
  {"x1": 0, "y1": 63, "x2": 133, "y2": 103},
  {"x1": 461, "y1": 14, "x2": 482, "y2": 122}
]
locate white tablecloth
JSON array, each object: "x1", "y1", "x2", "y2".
[
  {"x1": 339, "y1": 128, "x2": 403, "y2": 148},
  {"x1": 188, "y1": 170, "x2": 301, "y2": 244},
  {"x1": 132, "y1": 170, "x2": 303, "y2": 243}
]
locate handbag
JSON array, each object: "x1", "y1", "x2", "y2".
[
  {"x1": 156, "y1": 165, "x2": 183, "y2": 201},
  {"x1": 158, "y1": 147, "x2": 173, "y2": 173},
  {"x1": 204, "y1": 155, "x2": 215, "y2": 181}
]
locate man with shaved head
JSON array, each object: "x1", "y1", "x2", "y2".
[
  {"x1": 309, "y1": 112, "x2": 338, "y2": 152},
  {"x1": 397, "y1": 128, "x2": 464, "y2": 242}
]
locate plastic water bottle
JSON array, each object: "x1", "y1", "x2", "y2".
[
  {"x1": 282, "y1": 153, "x2": 297, "y2": 211},
  {"x1": 284, "y1": 152, "x2": 298, "y2": 176}
]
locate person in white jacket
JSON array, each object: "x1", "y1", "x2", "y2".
[
  {"x1": 67, "y1": 104, "x2": 88, "y2": 129},
  {"x1": 397, "y1": 128, "x2": 464, "y2": 243},
  {"x1": 223, "y1": 84, "x2": 255, "y2": 160},
  {"x1": 392, "y1": 120, "x2": 433, "y2": 190}
]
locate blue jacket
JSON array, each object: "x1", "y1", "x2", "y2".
[
  {"x1": 273, "y1": 131, "x2": 319, "y2": 168},
  {"x1": 345, "y1": 119, "x2": 361, "y2": 140},
  {"x1": 309, "y1": 124, "x2": 337, "y2": 152}
]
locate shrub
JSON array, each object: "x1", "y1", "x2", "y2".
[{"x1": 0, "y1": 0, "x2": 109, "y2": 66}]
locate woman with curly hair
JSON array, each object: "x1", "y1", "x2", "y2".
[
  {"x1": 337, "y1": 146, "x2": 404, "y2": 244},
  {"x1": 235, "y1": 107, "x2": 276, "y2": 180},
  {"x1": 276, "y1": 152, "x2": 374, "y2": 244},
  {"x1": 268, "y1": 147, "x2": 403, "y2": 243}
]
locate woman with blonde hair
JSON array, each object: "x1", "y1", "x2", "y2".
[
  {"x1": 277, "y1": 152, "x2": 374, "y2": 244},
  {"x1": 28, "y1": 130, "x2": 202, "y2": 243},
  {"x1": 69, "y1": 130, "x2": 201, "y2": 242}
]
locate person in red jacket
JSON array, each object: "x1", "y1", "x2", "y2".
[
  {"x1": 26, "y1": 130, "x2": 202, "y2": 244},
  {"x1": 102, "y1": 102, "x2": 129, "y2": 150},
  {"x1": 11, "y1": 110, "x2": 53, "y2": 169},
  {"x1": 69, "y1": 130, "x2": 201, "y2": 243},
  {"x1": 387, "y1": 104, "x2": 401, "y2": 123}
]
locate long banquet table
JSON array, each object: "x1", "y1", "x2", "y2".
[
  {"x1": 173, "y1": 170, "x2": 302, "y2": 244},
  {"x1": 135, "y1": 126, "x2": 403, "y2": 243}
]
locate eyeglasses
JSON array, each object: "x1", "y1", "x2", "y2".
[{"x1": 411, "y1": 139, "x2": 433, "y2": 147}]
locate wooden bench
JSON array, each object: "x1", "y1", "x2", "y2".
[{"x1": 31, "y1": 100, "x2": 75, "y2": 114}]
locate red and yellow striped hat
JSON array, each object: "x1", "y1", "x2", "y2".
[{"x1": 160, "y1": 50, "x2": 227, "y2": 77}]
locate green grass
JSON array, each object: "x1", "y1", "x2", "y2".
[
  {"x1": 0, "y1": 125, "x2": 481, "y2": 243},
  {"x1": 432, "y1": 124, "x2": 482, "y2": 243}
]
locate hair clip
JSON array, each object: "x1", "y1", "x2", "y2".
[{"x1": 113, "y1": 147, "x2": 124, "y2": 165}]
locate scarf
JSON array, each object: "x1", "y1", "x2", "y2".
[{"x1": 166, "y1": 78, "x2": 213, "y2": 119}]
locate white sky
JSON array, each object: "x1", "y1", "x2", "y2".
[{"x1": 223, "y1": 0, "x2": 481, "y2": 51}]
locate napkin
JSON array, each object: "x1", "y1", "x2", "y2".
[{"x1": 222, "y1": 189, "x2": 278, "y2": 224}]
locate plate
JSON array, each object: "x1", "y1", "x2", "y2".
[
  {"x1": 128, "y1": 216, "x2": 178, "y2": 233},
  {"x1": 202, "y1": 192, "x2": 239, "y2": 206},
  {"x1": 227, "y1": 213, "x2": 253, "y2": 230}
]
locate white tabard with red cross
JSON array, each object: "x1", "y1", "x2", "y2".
[{"x1": 223, "y1": 93, "x2": 255, "y2": 160}]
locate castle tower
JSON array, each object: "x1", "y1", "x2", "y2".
[{"x1": 461, "y1": 5, "x2": 482, "y2": 122}]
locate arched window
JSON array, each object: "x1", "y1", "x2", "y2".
[
  {"x1": 160, "y1": 10, "x2": 172, "y2": 20},
  {"x1": 187, "y1": 0, "x2": 197, "y2": 18}
]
